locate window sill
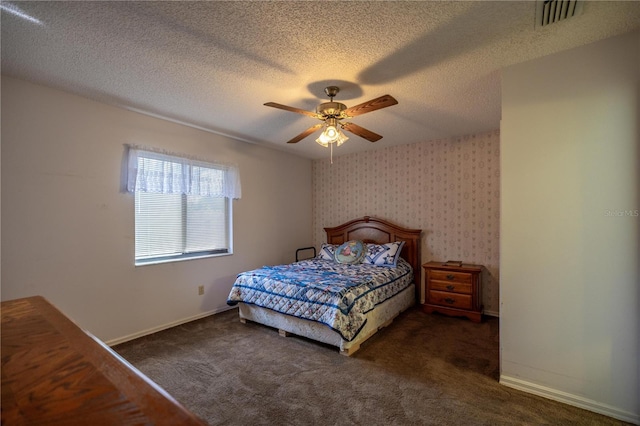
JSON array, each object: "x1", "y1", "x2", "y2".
[{"x1": 135, "y1": 251, "x2": 232, "y2": 267}]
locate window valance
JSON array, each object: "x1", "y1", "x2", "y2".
[{"x1": 126, "y1": 145, "x2": 241, "y2": 199}]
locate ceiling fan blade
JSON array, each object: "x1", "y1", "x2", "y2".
[
  {"x1": 264, "y1": 102, "x2": 318, "y2": 118},
  {"x1": 341, "y1": 122, "x2": 383, "y2": 142},
  {"x1": 344, "y1": 95, "x2": 398, "y2": 117},
  {"x1": 286, "y1": 124, "x2": 323, "y2": 144}
]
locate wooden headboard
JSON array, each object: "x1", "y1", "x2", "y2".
[{"x1": 324, "y1": 216, "x2": 422, "y2": 301}]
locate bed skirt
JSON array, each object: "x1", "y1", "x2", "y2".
[{"x1": 238, "y1": 283, "x2": 415, "y2": 355}]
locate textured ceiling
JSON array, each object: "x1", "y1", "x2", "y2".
[{"x1": 2, "y1": 1, "x2": 640, "y2": 159}]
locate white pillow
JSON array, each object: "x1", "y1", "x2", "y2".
[
  {"x1": 363, "y1": 241, "x2": 405, "y2": 267},
  {"x1": 317, "y1": 243, "x2": 337, "y2": 260}
]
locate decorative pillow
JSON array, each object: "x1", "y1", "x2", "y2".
[
  {"x1": 363, "y1": 241, "x2": 405, "y2": 267},
  {"x1": 317, "y1": 243, "x2": 337, "y2": 260},
  {"x1": 334, "y1": 240, "x2": 366, "y2": 264}
]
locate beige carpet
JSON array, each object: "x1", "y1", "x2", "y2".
[{"x1": 114, "y1": 307, "x2": 628, "y2": 425}]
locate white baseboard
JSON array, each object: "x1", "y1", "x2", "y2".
[
  {"x1": 484, "y1": 309, "x2": 499, "y2": 317},
  {"x1": 500, "y1": 375, "x2": 639, "y2": 425},
  {"x1": 105, "y1": 306, "x2": 236, "y2": 347}
]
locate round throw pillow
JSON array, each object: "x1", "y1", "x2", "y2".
[{"x1": 334, "y1": 240, "x2": 366, "y2": 264}]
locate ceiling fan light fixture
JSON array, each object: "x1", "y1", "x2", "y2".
[{"x1": 316, "y1": 118, "x2": 348, "y2": 147}]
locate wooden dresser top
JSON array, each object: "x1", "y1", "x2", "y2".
[{"x1": 1, "y1": 296, "x2": 206, "y2": 425}]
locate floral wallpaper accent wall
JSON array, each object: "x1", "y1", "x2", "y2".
[{"x1": 312, "y1": 130, "x2": 500, "y2": 316}]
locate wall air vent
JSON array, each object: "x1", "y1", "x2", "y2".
[{"x1": 536, "y1": 0, "x2": 584, "y2": 28}]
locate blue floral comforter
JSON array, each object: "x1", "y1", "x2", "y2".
[{"x1": 227, "y1": 258, "x2": 413, "y2": 341}]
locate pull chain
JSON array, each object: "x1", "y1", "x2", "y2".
[{"x1": 330, "y1": 142, "x2": 333, "y2": 164}]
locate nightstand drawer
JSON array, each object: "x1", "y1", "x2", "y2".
[
  {"x1": 430, "y1": 270, "x2": 472, "y2": 284},
  {"x1": 428, "y1": 290, "x2": 472, "y2": 310},
  {"x1": 429, "y1": 280, "x2": 472, "y2": 294}
]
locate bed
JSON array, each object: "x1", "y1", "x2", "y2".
[{"x1": 227, "y1": 216, "x2": 422, "y2": 355}]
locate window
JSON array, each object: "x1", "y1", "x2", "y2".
[
  {"x1": 127, "y1": 146, "x2": 241, "y2": 265},
  {"x1": 134, "y1": 189, "x2": 230, "y2": 263}
]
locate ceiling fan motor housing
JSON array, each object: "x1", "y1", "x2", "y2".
[{"x1": 316, "y1": 102, "x2": 348, "y2": 119}]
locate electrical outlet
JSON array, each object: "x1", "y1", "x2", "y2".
[{"x1": 198, "y1": 285, "x2": 204, "y2": 295}]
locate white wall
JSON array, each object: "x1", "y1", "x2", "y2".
[
  {"x1": 1, "y1": 76, "x2": 312, "y2": 343},
  {"x1": 500, "y1": 31, "x2": 639, "y2": 423}
]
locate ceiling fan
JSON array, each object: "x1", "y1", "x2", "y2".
[{"x1": 264, "y1": 86, "x2": 398, "y2": 146}]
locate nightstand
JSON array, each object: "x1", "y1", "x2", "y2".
[{"x1": 422, "y1": 261, "x2": 483, "y2": 322}]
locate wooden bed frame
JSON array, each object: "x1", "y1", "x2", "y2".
[{"x1": 238, "y1": 216, "x2": 422, "y2": 356}]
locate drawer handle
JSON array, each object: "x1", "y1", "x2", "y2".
[
  {"x1": 446, "y1": 274, "x2": 455, "y2": 280},
  {"x1": 446, "y1": 285, "x2": 455, "y2": 291},
  {"x1": 444, "y1": 297, "x2": 456, "y2": 305}
]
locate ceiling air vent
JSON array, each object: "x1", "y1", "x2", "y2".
[{"x1": 536, "y1": 0, "x2": 584, "y2": 28}]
